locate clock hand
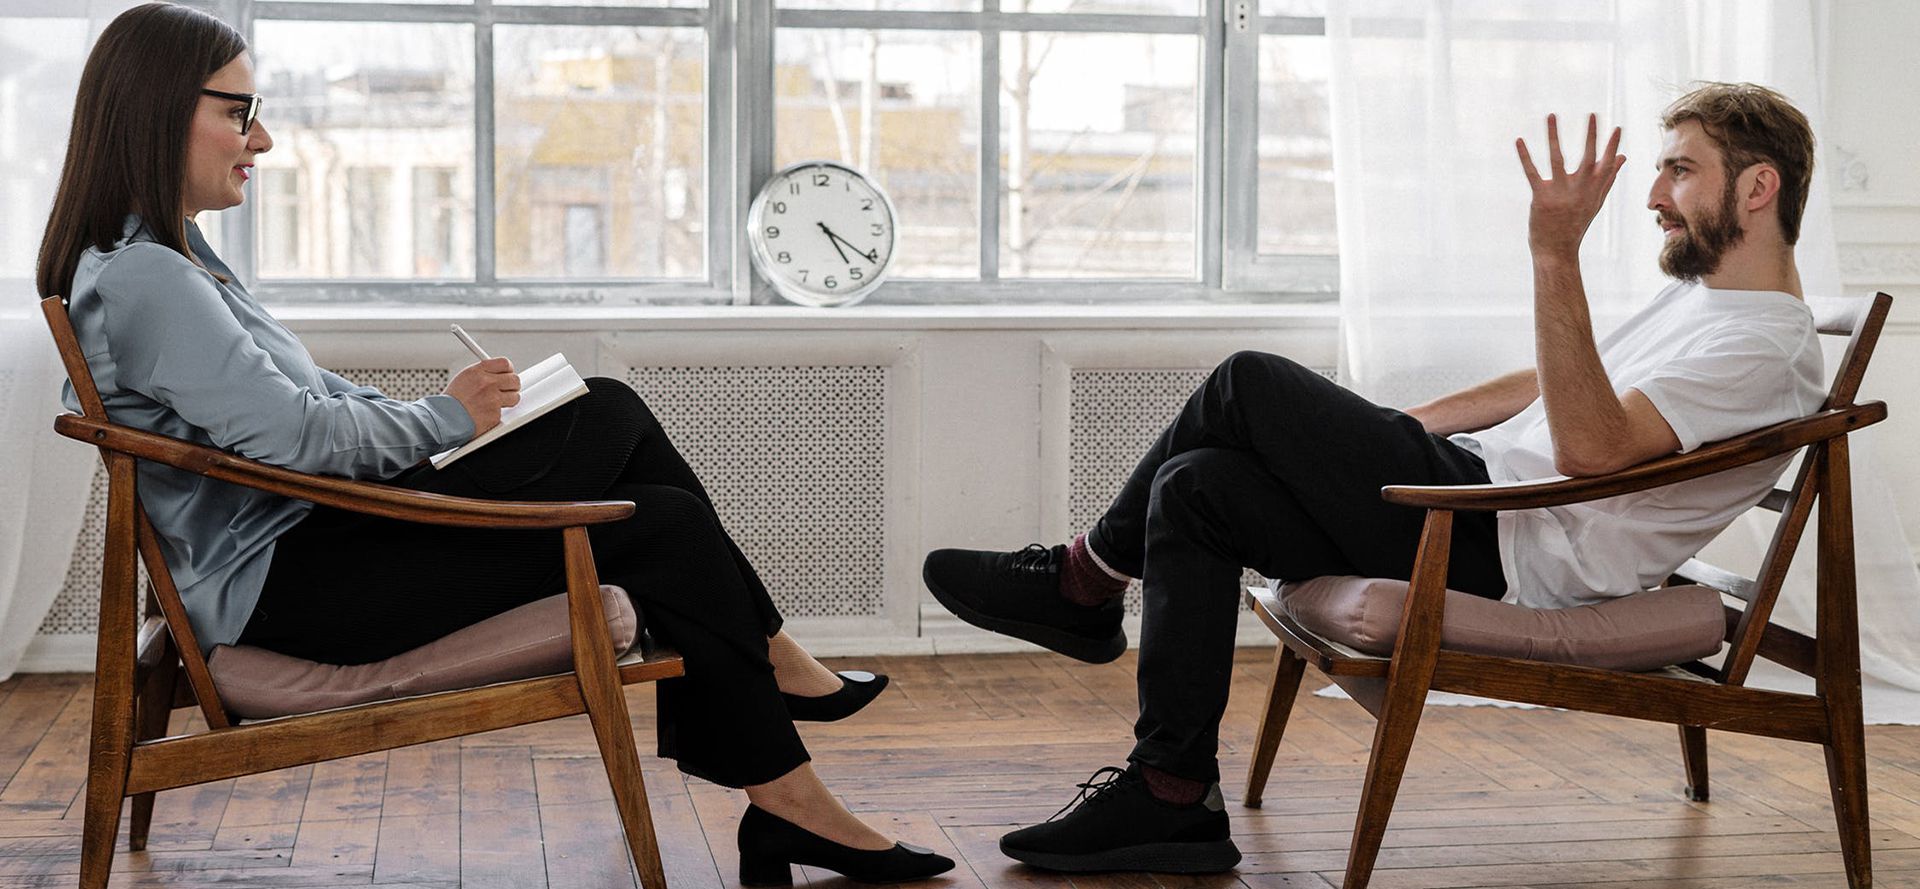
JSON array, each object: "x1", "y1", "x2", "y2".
[
  {"x1": 823, "y1": 227, "x2": 880, "y2": 265},
  {"x1": 816, "y1": 222, "x2": 851, "y2": 264}
]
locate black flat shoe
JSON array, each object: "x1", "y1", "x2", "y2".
[
  {"x1": 781, "y1": 670, "x2": 889, "y2": 722},
  {"x1": 737, "y1": 804, "x2": 955, "y2": 885}
]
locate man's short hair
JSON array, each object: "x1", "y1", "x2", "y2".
[{"x1": 1661, "y1": 82, "x2": 1816, "y2": 245}]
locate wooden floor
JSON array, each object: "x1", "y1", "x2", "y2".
[{"x1": 6, "y1": 648, "x2": 1920, "y2": 888}]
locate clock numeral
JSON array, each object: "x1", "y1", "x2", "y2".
[
  {"x1": 798, "y1": 270, "x2": 808, "y2": 282},
  {"x1": 869, "y1": 223, "x2": 883, "y2": 236},
  {"x1": 765, "y1": 226, "x2": 780, "y2": 239},
  {"x1": 771, "y1": 201, "x2": 786, "y2": 214},
  {"x1": 824, "y1": 276, "x2": 839, "y2": 289},
  {"x1": 849, "y1": 267, "x2": 864, "y2": 281},
  {"x1": 812, "y1": 172, "x2": 830, "y2": 187},
  {"x1": 860, "y1": 198, "x2": 874, "y2": 211},
  {"x1": 789, "y1": 182, "x2": 801, "y2": 194},
  {"x1": 776, "y1": 251, "x2": 791, "y2": 264}
]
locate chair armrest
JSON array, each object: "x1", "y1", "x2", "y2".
[
  {"x1": 54, "y1": 414, "x2": 634, "y2": 529},
  {"x1": 1381, "y1": 403, "x2": 1885, "y2": 511}
]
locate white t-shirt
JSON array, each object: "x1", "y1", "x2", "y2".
[{"x1": 1455, "y1": 282, "x2": 1825, "y2": 609}]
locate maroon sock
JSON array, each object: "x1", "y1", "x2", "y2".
[
  {"x1": 1061, "y1": 533, "x2": 1128, "y2": 607},
  {"x1": 1139, "y1": 764, "x2": 1209, "y2": 806}
]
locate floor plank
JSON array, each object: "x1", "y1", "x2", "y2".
[{"x1": 4, "y1": 649, "x2": 1919, "y2": 888}]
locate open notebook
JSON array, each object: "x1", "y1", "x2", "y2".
[{"x1": 430, "y1": 353, "x2": 589, "y2": 470}]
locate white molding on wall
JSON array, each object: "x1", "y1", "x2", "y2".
[
  {"x1": 1839, "y1": 244, "x2": 1920, "y2": 286},
  {"x1": 16, "y1": 635, "x2": 96, "y2": 674}
]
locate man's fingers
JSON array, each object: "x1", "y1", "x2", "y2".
[
  {"x1": 1516, "y1": 138, "x2": 1542, "y2": 183},
  {"x1": 1581, "y1": 113, "x2": 1598, "y2": 169},
  {"x1": 1604, "y1": 126, "x2": 1622, "y2": 165},
  {"x1": 1546, "y1": 114, "x2": 1564, "y2": 175},
  {"x1": 1599, "y1": 153, "x2": 1626, "y2": 195}
]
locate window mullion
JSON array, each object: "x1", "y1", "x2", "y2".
[
  {"x1": 474, "y1": 0, "x2": 496, "y2": 284},
  {"x1": 1220, "y1": 2, "x2": 1257, "y2": 289},
  {"x1": 738, "y1": 0, "x2": 774, "y2": 304},
  {"x1": 708, "y1": 0, "x2": 738, "y2": 300},
  {"x1": 229, "y1": 0, "x2": 259, "y2": 286},
  {"x1": 979, "y1": 0, "x2": 1000, "y2": 281},
  {"x1": 1199, "y1": 0, "x2": 1226, "y2": 288}
]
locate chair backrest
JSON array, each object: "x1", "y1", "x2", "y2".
[
  {"x1": 41, "y1": 295, "x2": 233, "y2": 728},
  {"x1": 1701, "y1": 292, "x2": 1891, "y2": 687}
]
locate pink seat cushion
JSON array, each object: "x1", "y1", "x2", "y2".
[
  {"x1": 1277, "y1": 577, "x2": 1727, "y2": 672},
  {"x1": 209, "y1": 585, "x2": 639, "y2": 720}
]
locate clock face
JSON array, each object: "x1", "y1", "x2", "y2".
[{"x1": 748, "y1": 161, "x2": 898, "y2": 307}]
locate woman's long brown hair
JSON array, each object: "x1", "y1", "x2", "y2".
[{"x1": 35, "y1": 2, "x2": 247, "y2": 298}]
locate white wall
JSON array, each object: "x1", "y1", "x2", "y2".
[{"x1": 1828, "y1": 0, "x2": 1920, "y2": 561}]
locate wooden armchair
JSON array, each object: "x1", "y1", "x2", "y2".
[
  {"x1": 1242, "y1": 292, "x2": 1894, "y2": 889},
  {"x1": 39, "y1": 296, "x2": 687, "y2": 889}
]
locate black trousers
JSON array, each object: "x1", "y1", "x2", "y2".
[
  {"x1": 1088, "y1": 351, "x2": 1508, "y2": 783},
  {"x1": 240, "y1": 378, "x2": 808, "y2": 788}
]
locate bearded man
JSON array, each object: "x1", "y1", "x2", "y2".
[{"x1": 921, "y1": 82, "x2": 1826, "y2": 873}]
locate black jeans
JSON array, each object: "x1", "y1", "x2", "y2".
[
  {"x1": 1087, "y1": 351, "x2": 1507, "y2": 783},
  {"x1": 240, "y1": 377, "x2": 807, "y2": 788}
]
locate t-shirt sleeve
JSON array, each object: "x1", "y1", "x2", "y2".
[{"x1": 1627, "y1": 325, "x2": 1809, "y2": 454}]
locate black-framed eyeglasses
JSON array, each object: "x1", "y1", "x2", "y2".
[{"x1": 201, "y1": 88, "x2": 262, "y2": 136}]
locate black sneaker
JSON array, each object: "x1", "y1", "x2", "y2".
[
  {"x1": 922, "y1": 544, "x2": 1126, "y2": 664},
  {"x1": 1000, "y1": 765, "x2": 1241, "y2": 874}
]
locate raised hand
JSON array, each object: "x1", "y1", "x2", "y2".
[{"x1": 1516, "y1": 113, "x2": 1626, "y2": 260}]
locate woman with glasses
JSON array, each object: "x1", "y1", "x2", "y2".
[{"x1": 35, "y1": 4, "x2": 950, "y2": 883}]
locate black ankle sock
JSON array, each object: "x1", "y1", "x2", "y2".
[{"x1": 1139, "y1": 764, "x2": 1208, "y2": 806}]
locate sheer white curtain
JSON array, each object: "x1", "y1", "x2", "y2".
[
  {"x1": 1329, "y1": 0, "x2": 1920, "y2": 720},
  {"x1": 0, "y1": 2, "x2": 136, "y2": 682}
]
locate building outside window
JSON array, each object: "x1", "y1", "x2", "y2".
[
  {"x1": 345, "y1": 167, "x2": 393, "y2": 277},
  {"x1": 413, "y1": 167, "x2": 461, "y2": 277},
  {"x1": 182, "y1": 0, "x2": 1337, "y2": 306}
]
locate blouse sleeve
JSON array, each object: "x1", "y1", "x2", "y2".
[
  {"x1": 95, "y1": 244, "x2": 475, "y2": 477},
  {"x1": 319, "y1": 368, "x2": 389, "y2": 400}
]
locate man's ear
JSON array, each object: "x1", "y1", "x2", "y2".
[{"x1": 1743, "y1": 163, "x2": 1783, "y2": 214}]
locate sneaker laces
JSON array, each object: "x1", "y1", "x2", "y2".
[
  {"x1": 1046, "y1": 766, "x2": 1130, "y2": 822},
  {"x1": 1010, "y1": 543, "x2": 1058, "y2": 575}
]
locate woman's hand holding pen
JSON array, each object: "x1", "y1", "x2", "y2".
[{"x1": 445, "y1": 358, "x2": 520, "y2": 436}]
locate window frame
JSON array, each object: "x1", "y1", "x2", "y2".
[{"x1": 186, "y1": 0, "x2": 1334, "y2": 306}]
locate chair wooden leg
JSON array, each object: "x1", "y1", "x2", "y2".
[
  {"x1": 1825, "y1": 706, "x2": 1871, "y2": 889},
  {"x1": 1815, "y1": 439, "x2": 1871, "y2": 889},
  {"x1": 1679, "y1": 725, "x2": 1709, "y2": 802},
  {"x1": 83, "y1": 457, "x2": 141, "y2": 889},
  {"x1": 564, "y1": 527, "x2": 669, "y2": 889},
  {"x1": 1245, "y1": 646, "x2": 1306, "y2": 809},
  {"x1": 127, "y1": 652, "x2": 181, "y2": 852},
  {"x1": 1344, "y1": 508, "x2": 1451, "y2": 889},
  {"x1": 1343, "y1": 678, "x2": 1429, "y2": 889}
]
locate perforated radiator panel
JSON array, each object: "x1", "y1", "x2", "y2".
[
  {"x1": 1068, "y1": 366, "x2": 1338, "y2": 616},
  {"x1": 42, "y1": 368, "x2": 450, "y2": 637},
  {"x1": 624, "y1": 365, "x2": 891, "y2": 619}
]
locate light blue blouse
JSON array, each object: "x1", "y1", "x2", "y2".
[{"x1": 60, "y1": 216, "x2": 476, "y2": 652}]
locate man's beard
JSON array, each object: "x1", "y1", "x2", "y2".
[{"x1": 1658, "y1": 178, "x2": 1746, "y2": 282}]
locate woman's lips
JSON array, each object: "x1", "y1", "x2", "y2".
[{"x1": 234, "y1": 165, "x2": 250, "y2": 181}]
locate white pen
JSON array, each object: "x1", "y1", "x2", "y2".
[{"x1": 449, "y1": 324, "x2": 491, "y2": 361}]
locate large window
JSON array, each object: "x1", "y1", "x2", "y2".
[{"x1": 181, "y1": 0, "x2": 1334, "y2": 305}]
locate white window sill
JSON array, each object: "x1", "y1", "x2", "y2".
[{"x1": 273, "y1": 302, "x2": 1343, "y2": 333}]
